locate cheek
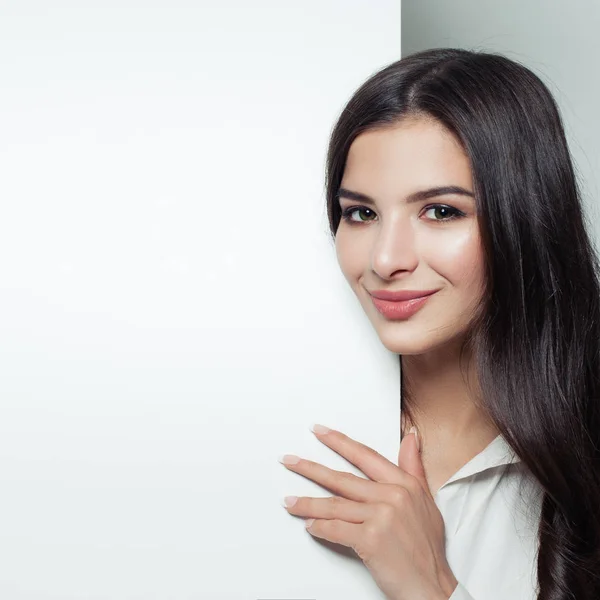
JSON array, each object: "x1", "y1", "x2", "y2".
[
  {"x1": 335, "y1": 230, "x2": 365, "y2": 281},
  {"x1": 423, "y1": 226, "x2": 483, "y2": 287}
]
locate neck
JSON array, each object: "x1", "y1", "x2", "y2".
[{"x1": 400, "y1": 338, "x2": 499, "y2": 444}]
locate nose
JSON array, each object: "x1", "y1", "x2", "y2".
[{"x1": 370, "y1": 215, "x2": 419, "y2": 279}]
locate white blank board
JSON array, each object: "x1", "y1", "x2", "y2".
[{"x1": 0, "y1": 1, "x2": 401, "y2": 598}]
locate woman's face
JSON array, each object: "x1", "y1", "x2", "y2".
[{"x1": 335, "y1": 115, "x2": 485, "y2": 355}]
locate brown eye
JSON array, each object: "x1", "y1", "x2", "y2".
[
  {"x1": 341, "y1": 206, "x2": 376, "y2": 224},
  {"x1": 422, "y1": 204, "x2": 465, "y2": 222}
]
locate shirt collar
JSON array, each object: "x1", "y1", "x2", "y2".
[{"x1": 440, "y1": 434, "x2": 521, "y2": 489}]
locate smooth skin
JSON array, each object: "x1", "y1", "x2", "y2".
[
  {"x1": 281, "y1": 115, "x2": 496, "y2": 599},
  {"x1": 280, "y1": 425, "x2": 458, "y2": 600}
]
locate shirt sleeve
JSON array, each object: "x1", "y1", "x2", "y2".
[{"x1": 448, "y1": 581, "x2": 476, "y2": 600}]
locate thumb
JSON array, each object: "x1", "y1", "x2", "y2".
[{"x1": 398, "y1": 426, "x2": 431, "y2": 497}]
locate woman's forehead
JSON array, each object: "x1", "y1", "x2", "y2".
[{"x1": 343, "y1": 119, "x2": 473, "y2": 194}]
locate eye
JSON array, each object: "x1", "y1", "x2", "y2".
[
  {"x1": 341, "y1": 206, "x2": 376, "y2": 223},
  {"x1": 422, "y1": 204, "x2": 465, "y2": 222},
  {"x1": 340, "y1": 204, "x2": 465, "y2": 225}
]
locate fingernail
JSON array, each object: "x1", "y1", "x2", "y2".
[
  {"x1": 278, "y1": 454, "x2": 301, "y2": 465},
  {"x1": 311, "y1": 424, "x2": 331, "y2": 434},
  {"x1": 409, "y1": 426, "x2": 421, "y2": 452},
  {"x1": 283, "y1": 496, "x2": 298, "y2": 507}
]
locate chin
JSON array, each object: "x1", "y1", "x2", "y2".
[
  {"x1": 375, "y1": 326, "x2": 464, "y2": 356},
  {"x1": 377, "y1": 333, "x2": 435, "y2": 355}
]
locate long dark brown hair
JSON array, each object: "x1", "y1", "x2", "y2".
[{"x1": 324, "y1": 48, "x2": 600, "y2": 598}]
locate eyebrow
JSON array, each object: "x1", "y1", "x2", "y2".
[{"x1": 337, "y1": 185, "x2": 475, "y2": 205}]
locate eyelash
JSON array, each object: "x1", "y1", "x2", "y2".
[{"x1": 340, "y1": 204, "x2": 466, "y2": 225}]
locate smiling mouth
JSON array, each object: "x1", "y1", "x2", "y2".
[
  {"x1": 369, "y1": 291, "x2": 438, "y2": 319},
  {"x1": 368, "y1": 289, "x2": 440, "y2": 302}
]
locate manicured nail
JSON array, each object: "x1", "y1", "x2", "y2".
[
  {"x1": 283, "y1": 496, "x2": 298, "y2": 508},
  {"x1": 409, "y1": 426, "x2": 421, "y2": 452},
  {"x1": 278, "y1": 454, "x2": 300, "y2": 465},
  {"x1": 311, "y1": 424, "x2": 331, "y2": 434}
]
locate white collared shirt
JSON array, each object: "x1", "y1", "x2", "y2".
[{"x1": 434, "y1": 435, "x2": 544, "y2": 600}]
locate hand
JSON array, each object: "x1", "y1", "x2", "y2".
[{"x1": 279, "y1": 425, "x2": 459, "y2": 600}]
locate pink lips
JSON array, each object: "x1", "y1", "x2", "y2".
[
  {"x1": 369, "y1": 289, "x2": 439, "y2": 301},
  {"x1": 368, "y1": 289, "x2": 439, "y2": 320}
]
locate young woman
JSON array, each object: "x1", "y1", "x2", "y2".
[{"x1": 281, "y1": 48, "x2": 600, "y2": 599}]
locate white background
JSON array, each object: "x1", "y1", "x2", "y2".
[{"x1": 0, "y1": 2, "x2": 401, "y2": 598}]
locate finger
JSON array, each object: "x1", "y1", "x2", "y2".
[
  {"x1": 281, "y1": 455, "x2": 401, "y2": 504},
  {"x1": 305, "y1": 517, "x2": 362, "y2": 551},
  {"x1": 311, "y1": 426, "x2": 412, "y2": 486},
  {"x1": 283, "y1": 495, "x2": 372, "y2": 523},
  {"x1": 398, "y1": 430, "x2": 433, "y2": 499}
]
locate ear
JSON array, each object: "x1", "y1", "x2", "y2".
[{"x1": 398, "y1": 427, "x2": 432, "y2": 498}]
